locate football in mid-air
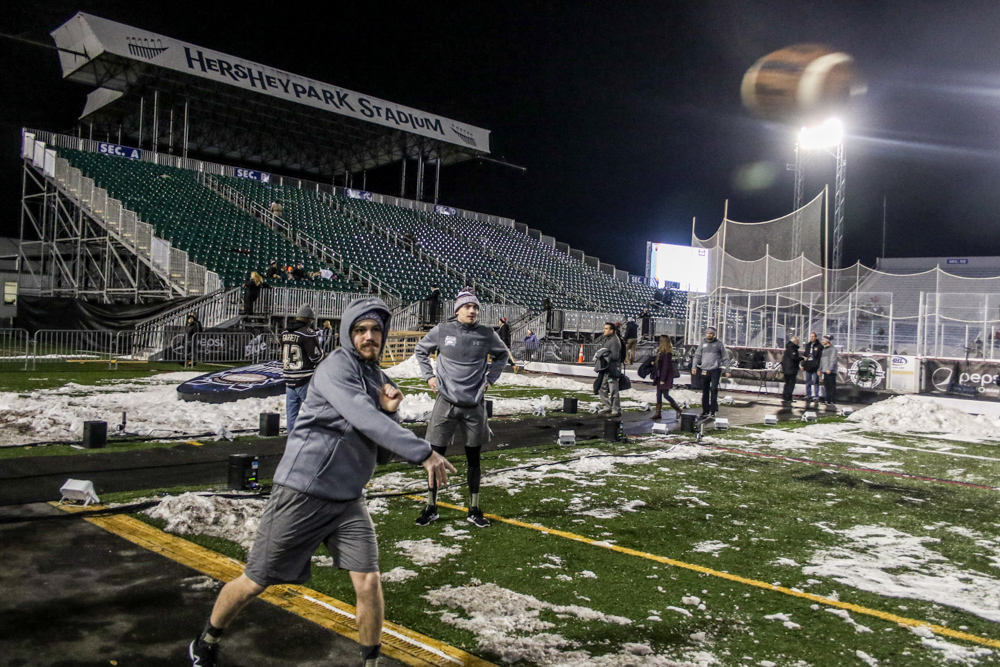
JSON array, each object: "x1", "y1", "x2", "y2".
[{"x1": 740, "y1": 44, "x2": 862, "y2": 123}]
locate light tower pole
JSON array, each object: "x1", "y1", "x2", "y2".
[{"x1": 793, "y1": 118, "x2": 847, "y2": 270}]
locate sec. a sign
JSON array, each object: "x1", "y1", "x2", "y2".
[
  {"x1": 97, "y1": 142, "x2": 141, "y2": 160},
  {"x1": 235, "y1": 168, "x2": 270, "y2": 183}
]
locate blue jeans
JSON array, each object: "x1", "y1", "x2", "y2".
[
  {"x1": 285, "y1": 384, "x2": 310, "y2": 434},
  {"x1": 805, "y1": 371, "x2": 821, "y2": 398}
]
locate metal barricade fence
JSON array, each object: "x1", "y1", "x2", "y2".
[
  {"x1": 32, "y1": 329, "x2": 115, "y2": 369},
  {"x1": 0, "y1": 329, "x2": 31, "y2": 369},
  {"x1": 191, "y1": 331, "x2": 282, "y2": 365}
]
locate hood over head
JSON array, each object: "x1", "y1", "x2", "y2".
[{"x1": 339, "y1": 297, "x2": 392, "y2": 361}]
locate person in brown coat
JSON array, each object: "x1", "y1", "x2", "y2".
[{"x1": 653, "y1": 335, "x2": 681, "y2": 420}]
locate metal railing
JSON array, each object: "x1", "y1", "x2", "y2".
[
  {"x1": 31, "y1": 329, "x2": 116, "y2": 369},
  {"x1": 201, "y1": 173, "x2": 403, "y2": 303},
  {"x1": 0, "y1": 329, "x2": 31, "y2": 369}
]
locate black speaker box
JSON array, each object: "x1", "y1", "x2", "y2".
[
  {"x1": 228, "y1": 454, "x2": 259, "y2": 490},
  {"x1": 260, "y1": 412, "x2": 280, "y2": 437},
  {"x1": 82, "y1": 421, "x2": 107, "y2": 449}
]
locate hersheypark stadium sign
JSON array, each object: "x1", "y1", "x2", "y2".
[{"x1": 51, "y1": 13, "x2": 492, "y2": 153}]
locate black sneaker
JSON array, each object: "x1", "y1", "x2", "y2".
[
  {"x1": 467, "y1": 506, "x2": 491, "y2": 528},
  {"x1": 415, "y1": 506, "x2": 439, "y2": 526},
  {"x1": 189, "y1": 639, "x2": 219, "y2": 667}
]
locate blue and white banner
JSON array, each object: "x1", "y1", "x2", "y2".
[
  {"x1": 53, "y1": 13, "x2": 491, "y2": 153},
  {"x1": 97, "y1": 141, "x2": 141, "y2": 160},
  {"x1": 434, "y1": 205, "x2": 458, "y2": 216},
  {"x1": 235, "y1": 167, "x2": 270, "y2": 183},
  {"x1": 346, "y1": 189, "x2": 374, "y2": 201}
]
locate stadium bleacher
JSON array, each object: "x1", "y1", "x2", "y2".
[
  {"x1": 58, "y1": 148, "x2": 352, "y2": 291},
  {"x1": 54, "y1": 146, "x2": 687, "y2": 321}
]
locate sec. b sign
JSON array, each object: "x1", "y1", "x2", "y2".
[
  {"x1": 235, "y1": 168, "x2": 270, "y2": 183},
  {"x1": 97, "y1": 142, "x2": 141, "y2": 160}
]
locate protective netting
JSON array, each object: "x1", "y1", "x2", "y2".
[
  {"x1": 694, "y1": 191, "x2": 823, "y2": 265},
  {"x1": 687, "y1": 264, "x2": 1000, "y2": 359}
]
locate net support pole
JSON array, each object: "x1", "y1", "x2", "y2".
[
  {"x1": 847, "y1": 292, "x2": 853, "y2": 353},
  {"x1": 916, "y1": 291, "x2": 924, "y2": 357},
  {"x1": 746, "y1": 292, "x2": 751, "y2": 348},
  {"x1": 823, "y1": 185, "x2": 829, "y2": 334},
  {"x1": 984, "y1": 297, "x2": 989, "y2": 359},
  {"x1": 138, "y1": 96, "x2": 144, "y2": 150},
  {"x1": 888, "y1": 301, "x2": 894, "y2": 356}
]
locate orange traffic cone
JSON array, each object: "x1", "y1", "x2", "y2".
[{"x1": 578, "y1": 345, "x2": 584, "y2": 363}]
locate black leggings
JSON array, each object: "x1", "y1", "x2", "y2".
[{"x1": 431, "y1": 444, "x2": 481, "y2": 494}]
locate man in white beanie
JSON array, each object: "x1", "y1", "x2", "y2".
[
  {"x1": 281, "y1": 304, "x2": 324, "y2": 433},
  {"x1": 414, "y1": 289, "x2": 509, "y2": 528}
]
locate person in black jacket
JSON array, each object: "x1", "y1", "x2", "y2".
[
  {"x1": 780, "y1": 337, "x2": 802, "y2": 402},
  {"x1": 242, "y1": 271, "x2": 270, "y2": 316},
  {"x1": 183, "y1": 312, "x2": 202, "y2": 367},
  {"x1": 624, "y1": 318, "x2": 639, "y2": 364},
  {"x1": 801, "y1": 331, "x2": 823, "y2": 403},
  {"x1": 497, "y1": 317, "x2": 511, "y2": 348}
]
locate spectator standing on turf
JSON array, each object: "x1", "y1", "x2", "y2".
[
  {"x1": 653, "y1": 335, "x2": 681, "y2": 421},
  {"x1": 319, "y1": 319, "x2": 337, "y2": 352},
  {"x1": 523, "y1": 329, "x2": 539, "y2": 361},
  {"x1": 820, "y1": 335, "x2": 839, "y2": 406},
  {"x1": 624, "y1": 317, "x2": 639, "y2": 364},
  {"x1": 594, "y1": 322, "x2": 625, "y2": 417},
  {"x1": 183, "y1": 312, "x2": 202, "y2": 367},
  {"x1": 281, "y1": 305, "x2": 324, "y2": 433},
  {"x1": 801, "y1": 331, "x2": 823, "y2": 403},
  {"x1": 781, "y1": 337, "x2": 802, "y2": 402},
  {"x1": 691, "y1": 326, "x2": 730, "y2": 417},
  {"x1": 242, "y1": 271, "x2": 270, "y2": 317},
  {"x1": 414, "y1": 290, "x2": 509, "y2": 528},
  {"x1": 188, "y1": 298, "x2": 455, "y2": 667}
]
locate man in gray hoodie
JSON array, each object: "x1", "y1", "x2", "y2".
[
  {"x1": 819, "y1": 334, "x2": 839, "y2": 406},
  {"x1": 414, "y1": 289, "x2": 509, "y2": 528},
  {"x1": 692, "y1": 326, "x2": 731, "y2": 417},
  {"x1": 189, "y1": 298, "x2": 455, "y2": 667}
]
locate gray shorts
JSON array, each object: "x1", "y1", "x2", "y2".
[
  {"x1": 426, "y1": 396, "x2": 490, "y2": 449},
  {"x1": 244, "y1": 485, "x2": 378, "y2": 587}
]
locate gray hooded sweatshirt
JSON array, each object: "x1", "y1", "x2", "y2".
[
  {"x1": 693, "y1": 337, "x2": 730, "y2": 372},
  {"x1": 415, "y1": 316, "x2": 510, "y2": 408},
  {"x1": 273, "y1": 298, "x2": 432, "y2": 502},
  {"x1": 819, "y1": 343, "x2": 839, "y2": 374}
]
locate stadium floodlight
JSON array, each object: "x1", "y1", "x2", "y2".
[{"x1": 798, "y1": 117, "x2": 843, "y2": 150}]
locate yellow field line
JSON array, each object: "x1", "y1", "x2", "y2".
[
  {"x1": 415, "y1": 497, "x2": 1000, "y2": 650},
  {"x1": 184, "y1": 440, "x2": 204, "y2": 446},
  {"x1": 53, "y1": 504, "x2": 495, "y2": 667}
]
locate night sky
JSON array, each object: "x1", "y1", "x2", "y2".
[{"x1": 4, "y1": 1, "x2": 1000, "y2": 276}]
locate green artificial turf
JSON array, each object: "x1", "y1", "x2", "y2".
[{"x1": 109, "y1": 431, "x2": 1000, "y2": 666}]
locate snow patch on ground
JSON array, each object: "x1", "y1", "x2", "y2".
[
  {"x1": 380, "y1": 567, "x2": 419, "y2": 583},
  {"x1": 849, "y1": 395, "x2": 1000, "y2": 441},
  {"x1": 425, "y1": 582, "x2": 715, "y2": 666},
  {"x1": 145, "y1": 492, "x2": 266, "y2": 549},
  {"x1": 0, "y1": 373, "x2": 284, "y2": 445},
  {"x1": 395, "y1": 538, "x2": 462, "y2": 566},
  {"x1": 804, "y1": 524, "x2": 1000, "y2": 622}
]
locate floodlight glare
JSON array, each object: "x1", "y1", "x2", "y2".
[{"x1": 799, "y1": 117, "x2": 843, "y2": 150}]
